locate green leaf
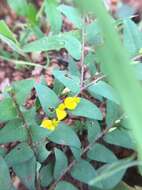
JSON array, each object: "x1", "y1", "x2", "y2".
[
  {"x1": 104, "y1": 127, "x2": 135, "y2": 150},
  {"x1": 0, "y1": 147, "x2": 6, "y2": 157},
  {"x1": 112, "y1": 182, "x2": 133, "y2": 190},
  {"x1": 0, "y1": 20, "x2": 17, "y2": 43},
  {"x1": 53, "y1": 79, "x2": 64, "y2": 95},
  {"x1": 27, "y1": 3, "x2": 37, "y2": 26},
  {"x1": 0, "y1": 120, "x2": 27, "y2": 144},
  {"x1": 0, "y1": 156, "x2": 14, "y2": 190},
  {"x1": 87, "y1": 121, "x2": 101, "y2": 143},
  {"x1": 87, "y1": 143, "x2": 118, "y2": 163},
  {"x1": 85, "y1": 21, "x2": 102, "y2": 46},
  {"x1": 89, "y1": 157, "x2": 134, "y2": 189},
  {"x1": 5, "y1": 143, "x2": 34, "y2": 165},
  {"x1": 8, "y1": 0, "x2": 37, "y2": 25},
  {"x1": 23, "y1": 33, "x2": 81, "y2": 59},
  {"x1": 13, "y1": 78, "x2": 35, "y2": 105},
  {"x1": 40, "y1": 163, "x2": 54, "y2": 187},
  {"x1": 54, "y1": 148, "x2": 68, "y2": 179},
  {"x1": 63, "y1": 33, "x2": 81, "y2": 60},
  {"x1": 88, "y1": 81, "x2": 119, "y2": 104},
  {"x1": 23, "y1": 107, "x2": 37, "y2": 126},
  {"x1": 13, "y1": 157, "x2": 36, "y2": 190},
  {"x1": 0, "y1": 33, "x2": 24, "y2": 56},
  {"x1": 30, "y1": 125, "x2": 51, "y2": 142},
  {"x1": 70, "y1": 98, "x2": 103, "y2": 120},
  {"x1": 48, "y1": 123, "x2": 81, "y2": 148},
  {"x1": 68, "y1": 57, "x2": 80, "y2": 77},
  {"x1": 45, "y1": 0, "x2": 62, "y2": 33},
  {"x1": 134, "y1": 63, "x2": 142, "y2": 80},
  {"x1": 52, "y1": 69, "x2": 80, "y2": 93},
  {"x1": 35, "y1": 83, "x2": 59, "y2": 114},
  {"x1": 0, "y1": 98, "x2": 18, "y2": 122},
  {"x1": 70, "y1": 146, "x2": 81, "y2": 160},
  {"x1": 71, "y1": 159, "x2": 97, "y2": 185},
  {"x1": 106, "y1": 100, "x2": 122, "y2": 127},
  {"x1": 58, "y1": 4, "x2": 82, "y2": 29},
  {"x1": 55, "y1": 181, "x2": 79, "y2": 190},
  {"x1": 91, "y1": 0, "x2": 142, "y2": 164},
  {"x1": 8, "y1": 0, "x2": 28, "y2": 17},
  {"x1": 84, "y1": 52, "x2": 97, "y2": 76},
  {"x1": 23, "y1": 36, "x2": 64, "y2": 52},
  {"x1": 35, "y1": 142, "x2": 51, "y2": 163},
  {"x1": 5, "y1": 143, "x2": 36, "y2": 190},
  {"x1": 123, "y1": 19, "x2": 142, "y2": 57}
]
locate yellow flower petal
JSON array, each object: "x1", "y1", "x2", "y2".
[
  {"x1": 52, "y1": 119, "x2": 60, "y2": 127},
  {"x1": 57, "y1": 103, "x2": 66, "y2": 110},
  {"x1": 74, "y1": 97, "x2": 80, "y2": 103},
  {"x1": 41, "y1": 119, "x2": 55, "y2": 131},
  {"x1": 56, "y1": 108, "x2": 67, "y2": 121},
  {"x1": 64, "y1": 97, "x2": 80, "y2": 110}
]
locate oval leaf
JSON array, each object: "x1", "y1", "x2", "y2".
[
  {"x1": 35, "y1": 83, "x2": 59, "y2": 114},
  {"x1": 88, "y1": 81, "x2": 119, "y2": 104},
  {"x1": 87, "y1": 143, "x2": 118, "y2": 163},
  {"x1": 0, "y1": 120, "x2": 27, "y2": 144},
  {"x1": 71, "y1": 159, "x2": 97, "y2": 185},
  {"x1": 0, "y1": 156, "x2": 14, "y2": 190},
  {"x1": 70, "y1": 98, "x2": 103, "y2": 120},
  {"x1": 52, "y1": 69, "x2": 80, "y2": 93},
  {"x1": 0, "y1": 98, "x2": 18, "y2": 122},
  {"x1": 48, "y1": 123, "x2": 81, "y2": 148},
  {"x1": 55, "y1": 181, "x2": 78, "y2": 190},
  {"x1": 104, "y1": 128, "x2": 135, "y2": 150},
  {"x1": 40, "y1": 163, "x2": 54, "y2": 187},
  {"x1": 54, "y1": 148, "x2": 68, "y2": 179}
]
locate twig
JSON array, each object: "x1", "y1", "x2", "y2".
[
  {"x1": 9, "y1": 91, "x2": 33, "y2": 145},
  {"x1": 9, "y1": 90, "x2": 42, "y2": 190},
  {"x1": 81, "y1": 74, "x2": 106, "y2": 92},
  {"x1": 0, "y1": 55, "x2": 47, "y2": 70},
  {"x1": 48, "y1": 126, "x2": 112, "y2": 190},
  {"x1": 76, "y1": 74, "x2": 106, "y2": 96}
]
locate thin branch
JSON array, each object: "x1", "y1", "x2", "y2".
[
  {"x1": 48, "y1": 126, "x2": 112, "y2": 190},
  {"x1": 81, "y1": 74, "x2": 106, "y2": 92},
  {"x1": 76, "y1": 74, "x2": 106, "y2": 96},
  {"x1": 9, "y1": 90, "x2": 42, "y2": 190},
  {"x1": 0, "y1": 55, "x2": 47, "y2": 70},
  {"x1": 9, "y1": 91, "x2": 33, "y2": 145}
]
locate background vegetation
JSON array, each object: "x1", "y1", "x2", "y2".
[{"x1": 0, "y1": 0, "x2": 142, "y2": 189}]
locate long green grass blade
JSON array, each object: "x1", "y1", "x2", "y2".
[{"x1": 91, "y1": 0, "x2": 142, "y2": 161}]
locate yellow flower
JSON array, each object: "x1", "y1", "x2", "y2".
[
  {"x1": 55, "y1": 103, "x2": 67, "y2": 121},
  {"x1": 55, "y1": 107, "x2": 67, "y2": 121},
  {"x1": 58, "y1": 103, "x2": 66, "y2": 110},
  {"x1": 52, "y1": 118, "x2": 60, "y2": 126},
  {"x1": 64, "y1": 96, "x2": 80, "y2": 110},
  {"x1": 41, "y1": 119, "x2": 59, "y2": 131}
]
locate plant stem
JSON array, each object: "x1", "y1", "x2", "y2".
[
  {"x1": 0, "y1": 55, "x2": 47, "y2": 69},
  {"x1": 9, "y1": 91, "x2": 33, "y2": 146},
  {"x1": 9, "y1": 91, "x2": 42, "y2": 190},
  {"x1": 48, "y1": 126, "x2": 112, "y2": 190},
  {"x1": 81, "y1": 74, "x2": 106, "y2": 92}
]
